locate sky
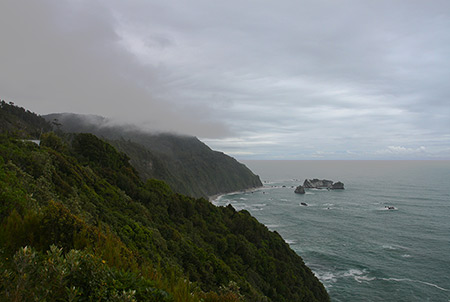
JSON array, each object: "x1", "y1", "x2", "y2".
[{"x1": 1, "y1": 0, "x2": 450, "y2": 160}]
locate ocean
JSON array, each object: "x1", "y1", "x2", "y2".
[{"x1": 212, "y1": 161, "x2": 450, "y2": 302}]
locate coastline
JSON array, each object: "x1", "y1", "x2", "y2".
[{"x1": 208, "y1": 186, "x2": 263, "y2": 203}]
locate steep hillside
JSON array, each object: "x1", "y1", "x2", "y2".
[
  {"x1": 44, "y1": 113, "x2": 262, "y2": 198},
  {"x1": 0, "y1": 100, "x2": 51, "y2": 137},
  {"x1": 0, "y1": 103, "x2": 329, "y2": 301}
]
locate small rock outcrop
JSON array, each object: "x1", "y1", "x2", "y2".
[{"x1": 294, "y1": 185, "x2": 305, "y2": 194}]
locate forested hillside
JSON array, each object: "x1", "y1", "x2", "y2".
[
  {"x1": 44, "y1": 113, "x2": 262, "y2": 198},
  {"x1": 0, "y1": 101, "x2": 52, "y2": 137},
  {"x1": 0, "y1": 101, "x2": 329, "y2": 301}
]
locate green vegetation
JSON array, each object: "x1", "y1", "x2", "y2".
[
  {"x1": 0, "y1": 101, "x2": 329, "y2": 301},
  {"x1": 44, "y1": 113, "x2": 262, "y2": 198},
  {"x1": 0, "y1": 100, "x2": 51, "y2": 138}
]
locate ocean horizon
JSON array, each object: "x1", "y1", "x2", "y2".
[{"x1": 214, "y1": 160, "x2": 450, "y2": 301}]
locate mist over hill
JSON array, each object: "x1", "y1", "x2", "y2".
[{"x1": 44, "y1": 113, "x2": 262, "y2": 198}]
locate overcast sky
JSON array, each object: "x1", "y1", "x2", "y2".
[{"x1": 1, "y1": 0, "x2": 450, "y2": 159}]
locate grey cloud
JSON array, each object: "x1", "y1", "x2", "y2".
[
  {"x1": 1, "y1": 0, "x2": 450, "y2": 158},
  {"x1": 0, "y1": 0, "x2": 231, "y2": 138}
]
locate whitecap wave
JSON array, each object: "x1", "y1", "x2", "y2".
[
  {"x1": 317, "y1": 269, "x2": 450, "y2": 292},
  {"x1": 285, "y1": 239, "x2": 297, "y2": 245},
  {"x1": 248, "y1": 207, "x2": 264, "y2": 211},
  {"x1": 355, "y1": 275, "x2": 376, "y2": 283},
  {"x1": 314, "y1": 271, "x2": 337, "y2": 285},
  {"x1": 230, "y1": 203, "x2": 246, "y2": 211},
  {"x1": 314, "y1": 268, "x2": 374, "y2": 286},
  {"x1": 382, "y1": 244, "x2": 407, "y2": 251},
  {"x1": 253, "y1": 203, "x2": 266, "y2": 207},
  {"x1": 382, "y1": 244, "x2": 396, "y2": 250},
  {"x1": 380, "y1": 278, "x2": 450, "y2": 292},
  {"x1": 225, "y1": 192, "x2": 241, "y2": 197},
  {"x1": 265, "y1": 224, "x2": 279, "y2": 228},
  {"x1": 342, "y1": 269, "x2": 375, "y2": 283}
]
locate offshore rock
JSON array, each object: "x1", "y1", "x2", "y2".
[
  {"x1": 302, "y1": 179, "x2": 344, "y2": 190},
  {"x1": 331, "y1": 181, "x2": 345, "y2": 190},
  {"x1": 303, "y1": 179, "x2": 334, "y2": 189},
  {"x1": 294, "y1": 185, "x2": 305, "y2": 194}
]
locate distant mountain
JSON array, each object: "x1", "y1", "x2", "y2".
[{"x1": 44, "y1": 113, "x2": 262, "y2": 198}]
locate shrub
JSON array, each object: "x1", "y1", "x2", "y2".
[{"x1": 0, "y1": 246, "x2": 172, "y2": 302}]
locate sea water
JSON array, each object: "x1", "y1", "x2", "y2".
[{"x1": 213, "y1": 161, "x2": 450, "y2": 302}]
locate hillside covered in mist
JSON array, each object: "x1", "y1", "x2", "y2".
[{"x1": 44, "y1": 113, "x2": 262, "y2": 198}]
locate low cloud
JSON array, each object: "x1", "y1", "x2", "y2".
[
  {"x1": 2, "y1": 0, "x2": 450, "y2": 158},
  {"x1": 0, "y1": 0, "x2": 231, "y2": 138}
]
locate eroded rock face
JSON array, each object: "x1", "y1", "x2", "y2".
[
  {"x1": 331, "y1": 181, "x2": 344, "y2": 190},
  {"x1": 302, "y1": 179, "x2": 315, "y2": 188},
  {"x1": 294, "y1": 185, "x2": 305, "y2": 194},
  {"x1": 301, "y1": 179, "x2": 344, "y2": 190},
  {"x1": 303, "y1": 179, "x2": 334, "y2": 189}
]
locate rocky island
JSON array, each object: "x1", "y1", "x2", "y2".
[{"x1": 295, "y1": 179, "x2": 344, "y2": 194}]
